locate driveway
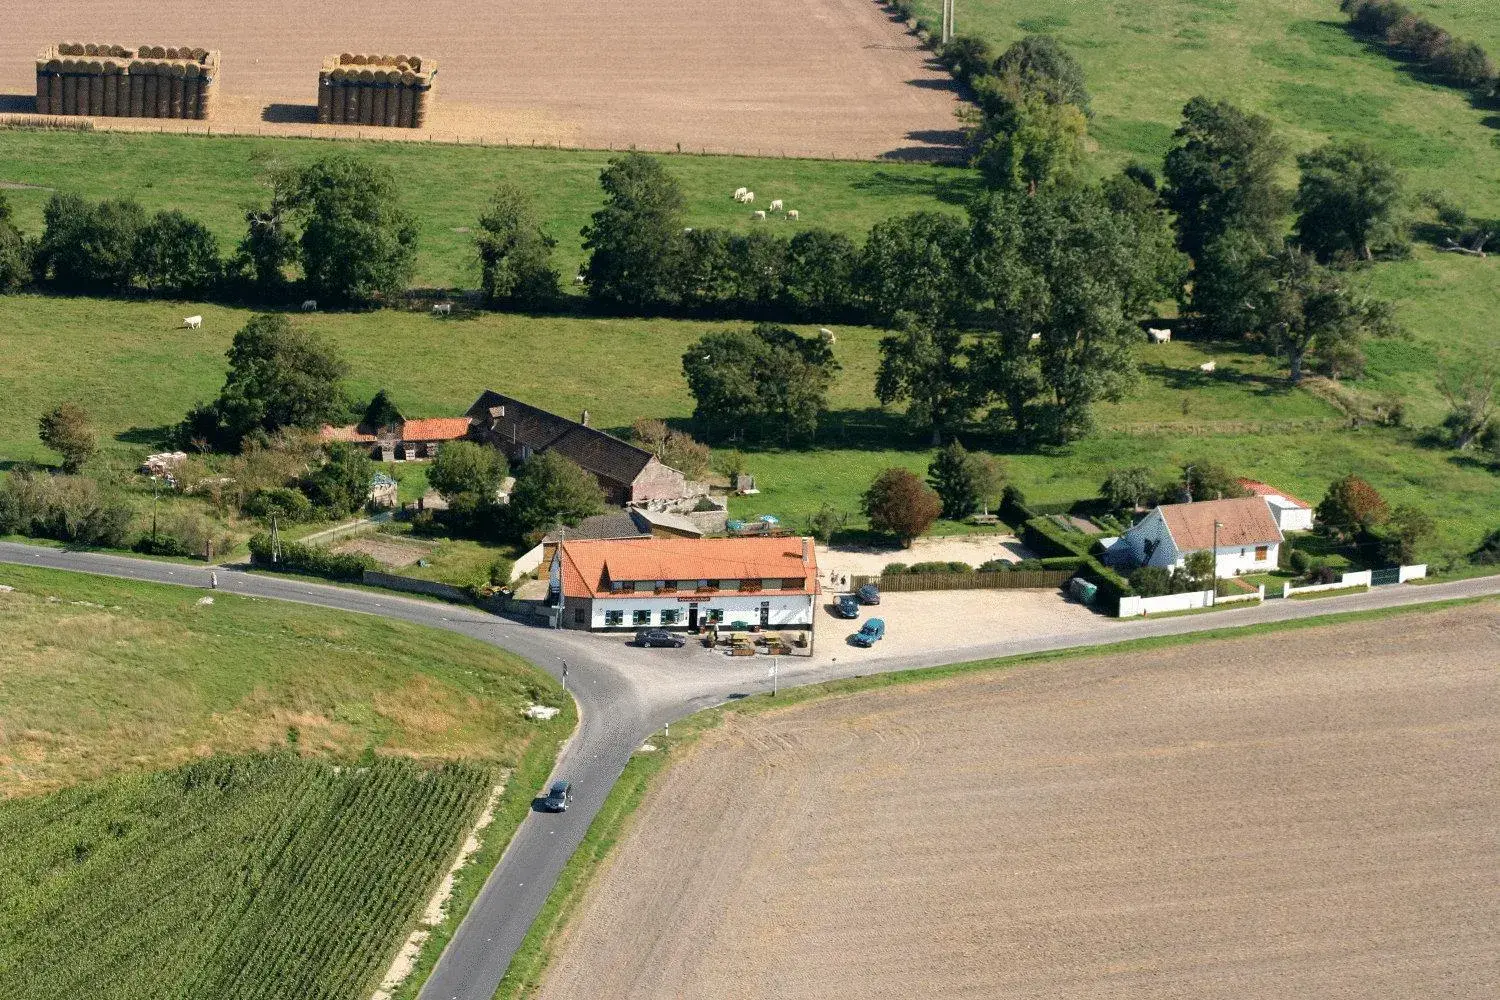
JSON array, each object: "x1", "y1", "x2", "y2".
[{"x1": 1, "y1": 541, "x2": 1496, "y2": 1000}]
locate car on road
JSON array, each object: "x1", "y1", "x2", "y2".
[
  {"x1": 635, "y1": 629, "x2": 686, "y2": 648},
  {"x1": 850, "y1": 618, "x2": 885, "y2": 647},
  {"x1": 540, "y1": 779, "x2": 572, "y2": 812},
  {"x1": 856, "y1": 583, "x2": 881, "y2": 605},
  {"x1": 835, "y1": 594, "x2": 861, "y2": 618}
]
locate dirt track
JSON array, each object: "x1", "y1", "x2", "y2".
[
  {"x1": 0, "y1": 0, "x2": 965, "y2": 159},
  {"x1": 537, "y1": 606, "x2": 1500, "y2": 998}
]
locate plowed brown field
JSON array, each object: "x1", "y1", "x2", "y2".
[
  {"x1": 538, "y1": 606, "x2": 1500, "y2": 999},
  {"x1": 0, "y1": 0, "x2": 965, "y2": 159}
]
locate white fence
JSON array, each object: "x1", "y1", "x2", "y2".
[
  {"x1": 1118, "y1": 584, "x2": 1265, "y2": 617},
  {"x1": 1283, "y1": 569, "x2": 1372, "y2": 597},
  {"x1": 1399, "y1": 563, "x2": 1428, "y2": 582}
]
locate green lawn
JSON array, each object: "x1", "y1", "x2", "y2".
[
  {"x1": 911, "y1": 0, "x2": 1500, "y2": 214},
  {"x1": 0, "y1": 564, "x2": 569, "y2": 797},
  {"x1": 0, "y1": 130, "x2": 977, "y2": 288},
  {"x1": 0, "y1": 291, "x2": 1494, "y2": 562}
]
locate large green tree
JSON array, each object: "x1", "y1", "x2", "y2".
[
  {"x1": 508, "y1": 451, "x2": 605, "y2": 536},
  {"x1": 975, "y1": 89, "x2": 1087, "y2": 194},
  {"x1": 427, "y1": 440, "x2": 507, "y2": 501},
  {"x1": 682, "y1": 324, "x2": 838, "y2": 442},
  {"x1": 781, "y1": 228, "x2": 857, "y2": 320},
  {"x1": 476, "y1": 181, "x2": 559, "y2": 310},
  {"x1": 1258, "y1": 246, "x2": 1382, "y2": 383},
  {"x1": 1294, "y1": 141, "x2": 1405, "y2": 262},
  {"x1": 858, "y1": 211, "x2": 969, "y2": 329},
  {"x1": 581, "y1": 152, "x2": 686, "y2": 311},
  {"x1": 33, "y1": 193, "x2": 146, "y2": 293},
  {"x1": 135, "y1": 210, "x2": 221, "y2": 297},
  {"x1": 1163, "y1": 97, "x2": 1288, "y2": 267},
  {"x1": 875, "y1": 321, "x2": 973, "y2": 445},
  {"x1": 289, "y1": 156, "x2": 419, "y2": 305},
  {"x1": 992, "y1": 34, "x2": 1092, "y2": 114},
  {"x1": 0, "y1": 192, "x2": 29, "y2": 292},
  {"x1": 188, "y1": 314, "x2": 349, "y2": 450}
]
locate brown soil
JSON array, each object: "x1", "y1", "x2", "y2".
[
  {"x1": 0, "y1": 0, "x2": 965, "y2": 159},
  {"x1": 538, "y1": 606, "x2": 1500, "y2": 999},
  {"x1": 331, "y1": 534, "x2": 434, "y2": 568}
]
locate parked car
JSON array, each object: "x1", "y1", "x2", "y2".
[
  {"x1": 851, "y1": 618, "x2": 885, "y2": 647},
  {"x1": 835, "y1": 594, "x2": 861, "y2": 618},
  {"x1": 856, "y1": 583, "x2": 881, "y2": 605},
  {"x1": 540, "y1": 779, "x2": 572, "y2": 813},
  {"x1": 635, "y1": 629, "x2": 686, "y2": 648}
]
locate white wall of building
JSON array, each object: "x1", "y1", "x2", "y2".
[
  {"x1": 1264, "y1": 497, "x2": 1314, "y2": 532},
  {"x1": 1210, "y1": 543, "x2": 1279, "y2": 576},
  {"x1": 579, "y1": 594, "x2": 815, "y2": 630}
]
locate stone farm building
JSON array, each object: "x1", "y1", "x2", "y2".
[
  {"x1": 466, "y1": 391, "x2": 690, "y2": 504},
  {"x1": 320, "y1": 417, "x2": 471, "y2": 461},
  {"x1": 551, "y1": 536, "x2": 820, "y2": 632},
  {"x1": 1121, "y1": 496, "x2": 1284, "y2": 577}
]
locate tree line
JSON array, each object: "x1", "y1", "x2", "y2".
[{"x1": 1341, "y1": 0, "x2": 1498, "y2": 97}]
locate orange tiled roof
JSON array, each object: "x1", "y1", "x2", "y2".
[
  {"x1": 401, "y1": 417, "x2": 470, "y2": 441},
  {"x1": 1158, "y1": 497, "x2": 1283, "y2": 551},
  {"x1": 1236, "y1": 478, "x2": 1311, "y2": 509},
  {"x1": 556, "y1": 537, "x2": 819, "y2": 599}
]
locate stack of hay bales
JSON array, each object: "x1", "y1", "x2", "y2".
[
  {"x1": 35, "y1": 43, "x2": 219, "y2": 120},
  {"x1": 318, "y1": 54, "x2": 435, "y2": 128}
]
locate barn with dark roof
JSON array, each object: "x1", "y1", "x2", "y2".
[{"x1": 465, "y1": 391, "x2": 690, "y2": 505}]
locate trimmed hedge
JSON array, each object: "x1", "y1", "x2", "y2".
[
  {"x1": 248, "y1": 533, "x2": 375, "y2": 581},
  {"x1": 1022, "y1": 516, "x2": 1093, "y2": 558}
]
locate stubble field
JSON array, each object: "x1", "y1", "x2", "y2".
[
  {"x1": 0, "y1": 0, "x2": 964, "y2": 159},
  {"x1": 535, "y1": 605, "x2": 1500, "y2": 999}
]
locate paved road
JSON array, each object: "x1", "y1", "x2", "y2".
[{"x1": 3, "y1": 541, "x2": 1496, "y2": 1000}]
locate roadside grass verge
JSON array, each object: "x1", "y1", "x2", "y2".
[{"x1": 488, "y1": 592, "x2": 1498, "y2": 997}]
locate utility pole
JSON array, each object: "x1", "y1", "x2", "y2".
[
  {"x1": 270, "y1": 514, "x2": 281, "y2": 564},
  {"x1": 941, "y1": 0, "x2": 956, "y2": 44},
  {"x1": 1211, "y1": 520, "x2": 1222, "y2": 606}
]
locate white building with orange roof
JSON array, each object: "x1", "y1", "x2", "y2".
[
  {"x1": 1237, "y1": 478, "x2": 1316, "y2": 532},
  {"x1": 550, "y1": 536, "x2": 819, "y2": 632},
  {"x1": 1122, "y1": 496, "x2": 1284, "y2": 578}
]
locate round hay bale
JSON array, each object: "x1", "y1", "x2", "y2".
[
  {"x1": 192, "y1": 48, "x2": 207, "y2": 61},
  {"x1": 351, "y1": 53, "x2": 368, "y2": 66},
  {"x1": 170, "y1": 63, "x2": 185, "y2": 78},
  {"x1": 87, "y1": 60, "x2": 103, "y2": 74},
  {"x1": 401, "y1": 70, "x2": 417, "y2": 86},
  {"x1": 45, "y1": 58, "x2": 62, "y2": 73},
  {"x1": 185, "y1": 63, "x2": 200, "y2": 79},
  {"x1": 150, "y1": 45, "x2": 166, "y2": 59},
  {"x1": 338, "y1": 52, "x2": 353, "y2": 65},
  {"x1": 84, "y1": 43, "x2": 98, "y2": 56},
  {"x1": 358, "y1": 68, "x2": 375, "y2": 82}
]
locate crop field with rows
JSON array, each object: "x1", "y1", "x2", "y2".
[{"x1": 0, "y1": 753, "x2": 492, "y2": 1000}]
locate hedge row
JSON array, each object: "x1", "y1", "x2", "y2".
[
  {"x1": 247, "y1": 533, "x2": 375, "y2": 581},
  {"x1": 1342, "y1": 0, "x2": 1497, "y2": 94}
]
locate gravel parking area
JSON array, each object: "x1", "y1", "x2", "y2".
[
  {"x1": 820, "y1": 534, "x2": 1032, "y2": 581},
  {"x1": 813, "y1": 588, "x2": 1098, "y2": 664}
]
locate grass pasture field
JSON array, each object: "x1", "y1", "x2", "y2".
[
  {"x1": 0, "y1": 131, "x2": 978, "y2": 287},
  {"x1": 0, "y1": 564, "x2": 569, "y2": 797},
  {"x1": 530, "y1": 604, "x2": 1500, "y2": 999},
  {"x1": 1, "y1": 292, "x2": 1497, "y2": 560},
  {"x1": 0, "y1": 0, "x2": 964, "y2": 159}
]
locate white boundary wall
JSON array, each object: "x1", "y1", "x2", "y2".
[
  {"x1": 1399, "y1": 564, "x2": 1428, "y2": 582},
  {"x1": 1118, "y1": 585, "x2": 1265, "y2": 617},
  {"x1": 1283, "y1": 569, "x2": 1372, "y2": 597}
]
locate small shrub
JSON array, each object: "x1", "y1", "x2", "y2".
[
  {"x1": 488, "y1": 557, "x2": 514, "y2": 587},
  {"x1": 977, "y1": 558, "x2": 1012, "y2": 572},
  {"x1": 1289, "y1": 549, "x2": 1311, "y2": 573},
  {"x1": 1129, "y1": 565, "x2": 1172, "y2": 597},
  {"x1": 1305, "y1": 564, "x2": 1338, "y2": 585},
  {"x1": 881, "y1": 562, "x2": 909, "y2": 576},
  {"x1": 906, "y1": 560, "x2": 973, "y2": 574}
]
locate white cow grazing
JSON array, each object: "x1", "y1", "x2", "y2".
[
  {"x1": 819, "y1": 327, "x2": 837, "y2": 344},
  {"x1": 786, "y1": 209, "x2": 799, "y2": 220},
  {"x1": 432, "y1": 302, "x2": 452, "y2": 316},
  {"x1": 1147, "y1": 327, "x2": 1171, "y2": 343},
  {"x1": 301, "y1": 299, "x2": 318, "y2": 312},
  {"x1": 733, "y1": 186, "x2": 748, "y2": 200},
  {"x1": 574, "y1": 272, "x2": 586, "y2": 285},
  {"x1": 769, "y1": 199, "x2": 784, "y2": 212},
  {"x1": 1199, "y1": 361, "x2": 1216, "y2": 373},
  {"x1": 743, "y1": 191, "x2": 754, "y2": 203},
  {"x1": 752, "y1": 210, "x2": 767, "y2": 220},
  {"x1": 183, "y1": 315, "x2": 202, "y2": 330}
]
